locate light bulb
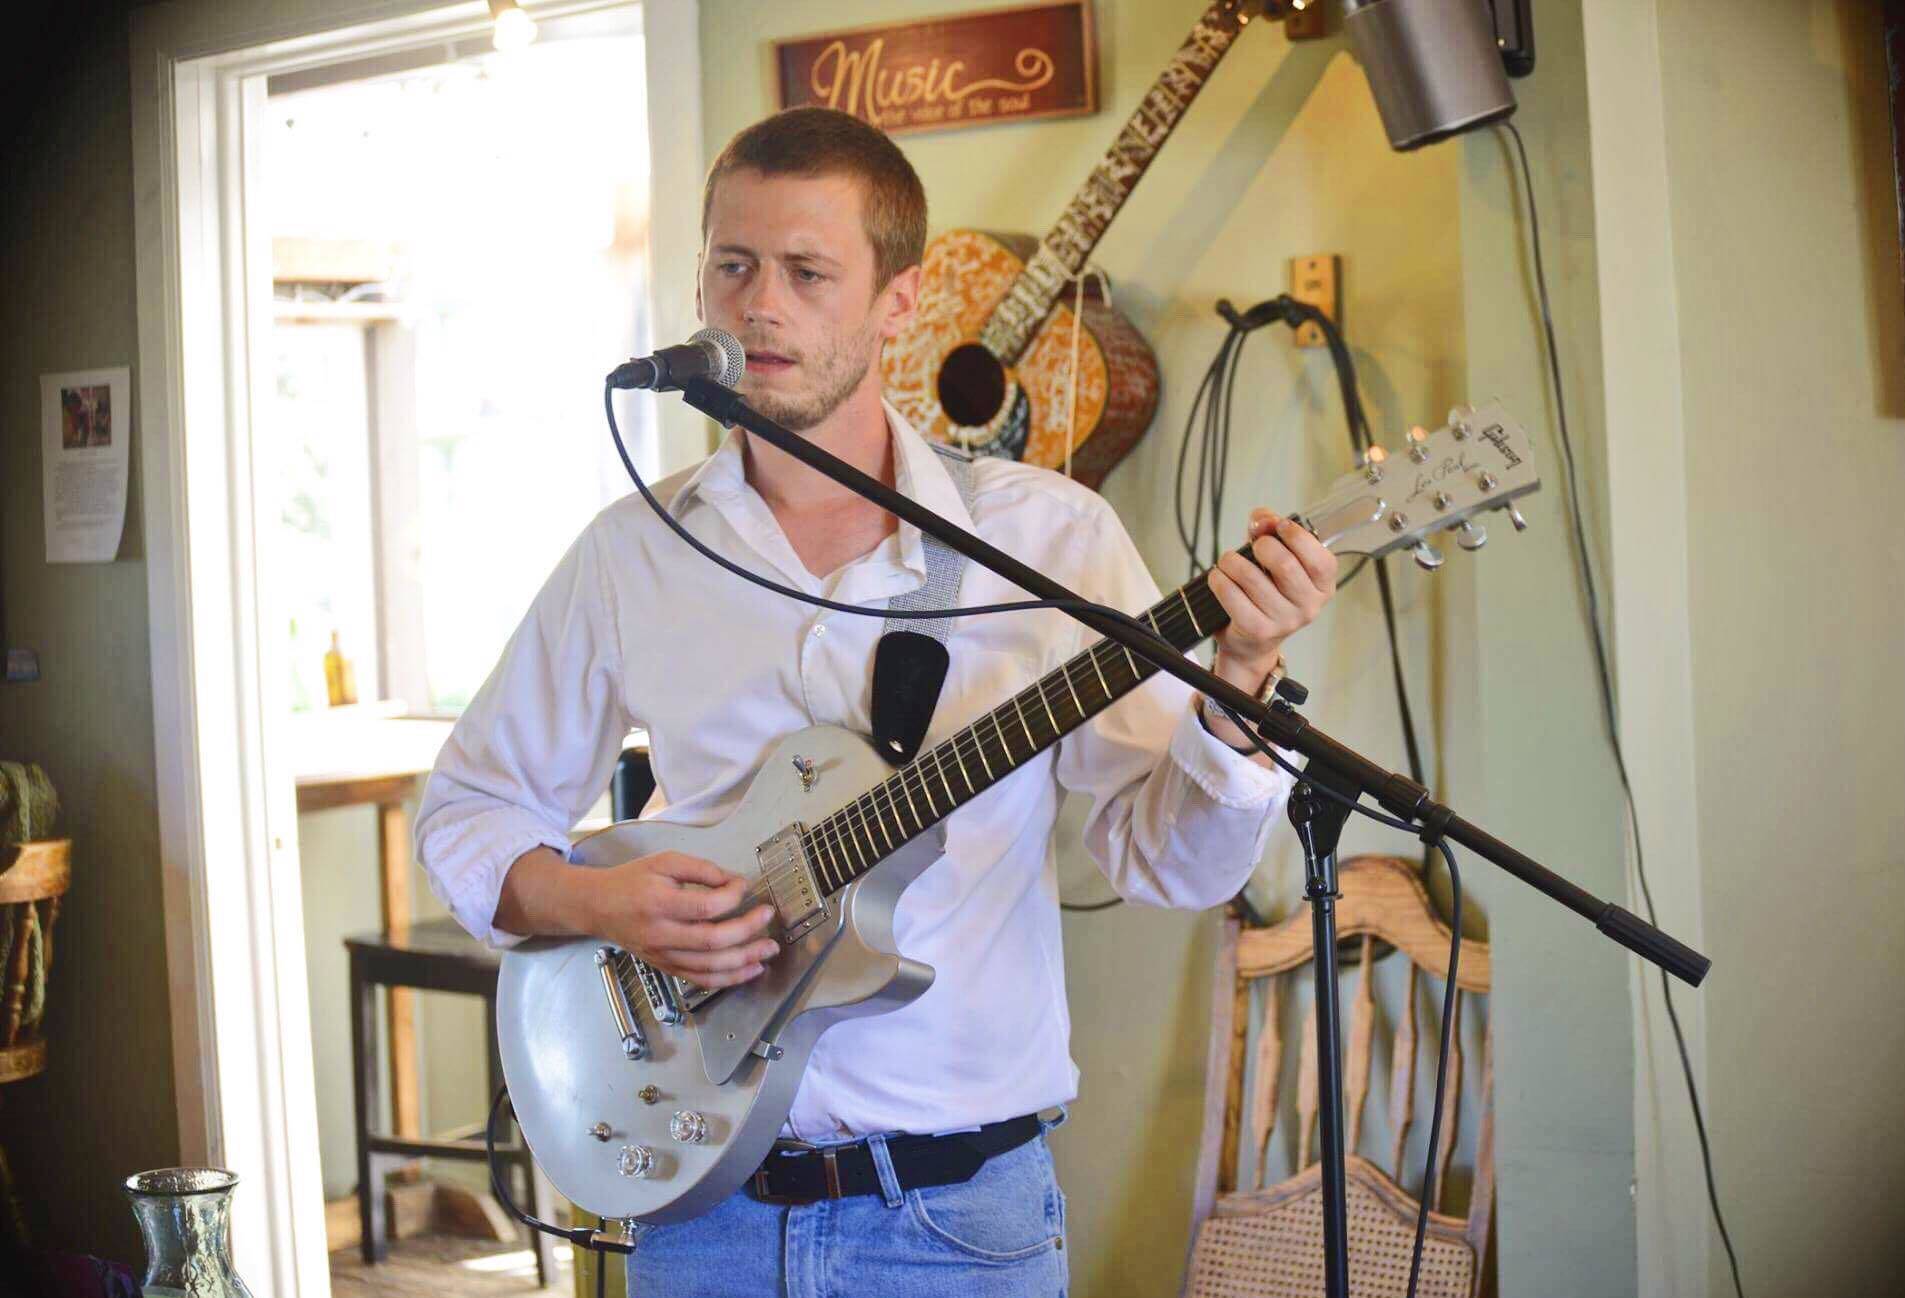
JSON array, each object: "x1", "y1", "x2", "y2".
[{"x1": 491, "y1": 4, "x2": 537, "y2": 52}]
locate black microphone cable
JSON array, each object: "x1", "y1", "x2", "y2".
[{"x1": 1174, "y1": 296, "x2": 1429, "y2": 792}]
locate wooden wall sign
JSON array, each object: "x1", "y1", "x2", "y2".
[{"x1": 774, "y1": 1, "x2": 1098, "y2": 136}]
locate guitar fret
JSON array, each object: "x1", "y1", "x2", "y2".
[
  {"x1": 828, "y1": 827, "x2": 850, "y2": 884},
  {"x1": 866, "y1": 794, "x2": 894, "y2": 853},
  {"x1": 897, "y1": 768, "x2": 923, "y2": 830},
  {"x1": 913, "y1": 762, "x2": 942, "y2": 820},
  {"x1": 1034, "y1": 677, "x2": 1060, "y2": 734},
  {"x1": 950, "y1": 739, "x2": 977, "y2": 796},
  {"x1": 841, "y1": 812, "x2": 869, "y2": 873},
  {"x1": 933, "y1": 745, "x2": 958, "y2": 808},
  {"x1": 809, "y1": 827, "x2": 832, "y2": 888},
  {"x1": 990, "y1": 710, "x2": 1017, "y2": 764},
  {"x1": 812, "y1": 833, "x2": 836, "y2": 891},
  {"x1": 1179, "y1": 588, "x2": 1203, "y2": 638},
  {"x1": 1013, "y1": 694, "x2": 1038, "y2": 750},
  {"x1": 880, "y1": 789, "x2": 904, "y2": 848},
  {"x1": 974, "y1": 728, "x2": 996, "y2": 782},
  {"x1": 1060, "y1": 661, "x2": 1085, "y2": 718},
  {"x1": 1087, "y1": 643, "x2": 1112, "y2": 699}
]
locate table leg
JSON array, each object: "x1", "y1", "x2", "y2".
[{"x1": 378, "y1": 800, "x2": 420, "y2": 1139}]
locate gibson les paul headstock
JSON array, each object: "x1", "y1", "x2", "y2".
[{"x1": 1292, "y1": 399, "x2": 1540, "y2": 569}]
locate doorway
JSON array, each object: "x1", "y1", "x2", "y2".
[{"x1": 129, "y1": 3, "x2": 703, "y2": 1294}]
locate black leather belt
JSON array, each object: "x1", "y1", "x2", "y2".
[{"x1": 747, "y1": 1114, "x2": 1042, "y2": 1205}]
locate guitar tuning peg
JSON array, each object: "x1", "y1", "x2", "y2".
[
  {"x1": 1406, "y1": 425, "x2": 1431, "y2": 462},
  {"x1": 1411, "y1": 540, "x2": 1445, "y2": 571},
  {"x1": 1361, "y1": 444, "x2": 1388, "y2": 483},
  {"x1": 1455, "y1": 520, "x2": 1487, "y2": 551},
  {"x1": 1504, "y1": 503, "x2": 1529, "y2": 532}
]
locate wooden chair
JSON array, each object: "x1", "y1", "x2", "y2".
[
  {"x1": 1182, "y1": 855, "x2": 1494, "y2": 1298},
  {"x1": 1, "y1": 839, "x2": 70, "y2": 1248}
]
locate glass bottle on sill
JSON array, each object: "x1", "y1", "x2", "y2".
[
  {"x1": 124, "y1": 1167, "x2": 255, "y2": 1297},
  {"x1": 323, "y1": 629, "x2": 358, "y2": 708}
]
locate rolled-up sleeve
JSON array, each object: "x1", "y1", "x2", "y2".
[
  {"x1": 415, "y1": 523, "x2": 636, "y2": 948},
  {"x1": 1052, "y1": 500, "x2": 1293, "y2": 909}
]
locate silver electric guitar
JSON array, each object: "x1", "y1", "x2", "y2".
[{"x1": 496, "y1": 401, "x2": 1539, "y2": 1224}]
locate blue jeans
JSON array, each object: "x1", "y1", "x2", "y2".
[{"x1": 624, "y1": 1126, "x2": 1069, "y2": 1297}]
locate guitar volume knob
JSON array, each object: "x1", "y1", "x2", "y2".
[
  {"x1": 670, "y1": 1110, "x2": 710, "y2": 1144},
  {"x1": 617, "y1": 1145, "x2": 655, "y2": 1178}
]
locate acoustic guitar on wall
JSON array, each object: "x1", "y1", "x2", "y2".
[{"x1": 882, "y1": 0, "x2": 1267, "y2": 489}]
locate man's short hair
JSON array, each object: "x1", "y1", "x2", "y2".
[{"x1": 702, "y1": 107, "x2": 928, "y2": 292}]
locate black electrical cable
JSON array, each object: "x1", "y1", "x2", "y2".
[
  {"x1": 1409, "y1": 838, "x2": 1462, "y2": 1297},
  {"x1": 1282, "y1": 301, "x2": 1429, "y2": 793},
  {"x1": 604, "y1": 388, "x2": 1175, "y2": 646},
  {"x1": 485, "y1": 1085, "x2": 593, "y2": 1245},
  {"x1": 1175, "y1": 295, "x2": 1432, "y2": 890},
  {"x1": 1498, "y1": 119, "x2": 1744, "y2": 1298}
]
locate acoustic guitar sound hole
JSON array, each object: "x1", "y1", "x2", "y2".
[{"x1": 936, "y1": 343, "x2": 1007, "y2": 427}]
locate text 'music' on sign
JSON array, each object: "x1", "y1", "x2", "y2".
[{"x1": 774, "y1": 1, "x2": 1099, "y2": 137}]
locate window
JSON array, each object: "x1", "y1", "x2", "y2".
[{"x1": 264, "y1": 29, "x2": 651, "y2": 716}]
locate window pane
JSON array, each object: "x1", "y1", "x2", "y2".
[{"x1": 266, "y1": 32, "x2": 651, "y2": 715}]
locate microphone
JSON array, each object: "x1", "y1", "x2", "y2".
[
  {"x1": 607, "y1": 327, "x2": 746, "y2": 391},
  {"x1": 1343, "y1": 0, "x2": 1516, "y2": 152}
]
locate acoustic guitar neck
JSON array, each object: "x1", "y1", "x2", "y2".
[{"x1": 979, "y1": 0, "x2": 1258, "y2": 364}]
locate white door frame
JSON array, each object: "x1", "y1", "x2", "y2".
[{"x1": 128, "y1": 2, "x2": 700, "y2": 1291}]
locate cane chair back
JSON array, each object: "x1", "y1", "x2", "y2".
[{"x1": 1182, "y1": 855, "x2": 1494, "y2": 1297}]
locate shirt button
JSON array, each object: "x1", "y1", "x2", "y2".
[{"x1": 812, "y1": 624, "x2": 826, "y2": 637}]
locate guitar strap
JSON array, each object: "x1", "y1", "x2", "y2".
[{"x1": 871, "y1": 444, "x2": 977, "y2": 766}]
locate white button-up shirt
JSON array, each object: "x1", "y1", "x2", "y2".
[{"x1": 416, "y1": 401, "x2": 1293, "y2": 1140}]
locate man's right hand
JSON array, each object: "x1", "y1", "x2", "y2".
[
  {"x1": 592, "y1": 851, "x2": 779, "y2": 989},
  {"x1": 494, "y1": 845, "x2": 779, "y2": 989}
]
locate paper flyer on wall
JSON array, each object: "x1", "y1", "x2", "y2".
[{"x1": 41, "y1": 366, "x2": 131, "y2": 564}]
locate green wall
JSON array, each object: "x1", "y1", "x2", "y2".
[
  {"x1": 0, "y1": 0, "x2": 179, "y2": 1269},
  {"x1": 1661, "y1": 1, "x2": 1905, "y2": 1290}
]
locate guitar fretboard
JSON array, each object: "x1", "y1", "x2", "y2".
[
  {"x1": 801, "y1": 564, "x2": 1236, "y2": 896},
  {"x1": 979, "y1": 1, "x2": 1253, "y2": 363}
]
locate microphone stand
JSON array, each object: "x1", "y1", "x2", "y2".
[{"x1": 673, "y1": 378, "x2": 1711, "y2": 1295}]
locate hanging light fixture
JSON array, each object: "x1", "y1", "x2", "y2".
[{"x1": 488, "y1": 0, "x2": 538, "y2": 53}]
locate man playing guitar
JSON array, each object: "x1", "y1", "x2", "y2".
[{"x1": 417, "y1": 106, "x2": 1336, "y2": 1296}]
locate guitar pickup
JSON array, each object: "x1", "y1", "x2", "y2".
[{"x1": 756, "y1": 824, "x2": 828, "y2": 942}]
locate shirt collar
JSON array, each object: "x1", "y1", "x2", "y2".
[{"x1": 669, "y1": 399, "x2": 977, "y2": 583}]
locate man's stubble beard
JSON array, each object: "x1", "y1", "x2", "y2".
[{"x1": 740, "y1": 312, "x2": 883, "y2": 433}]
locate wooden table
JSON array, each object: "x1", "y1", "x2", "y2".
[{"x1": 292, "y1": 708, "x2": 455, "y2": 1139}]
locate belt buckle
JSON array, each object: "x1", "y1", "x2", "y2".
[
  {"x1": 748, "y1": 1144, "x2": 844, "y2": 1205},
  {"x1": 749, "y1": 1164, "x2": 794, "y2": 1205}
]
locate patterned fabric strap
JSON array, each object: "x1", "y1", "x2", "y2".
[{"x1": 882, "y1": 444, "x2": 978, "y2": 637}]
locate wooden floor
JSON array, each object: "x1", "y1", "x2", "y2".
[{"x1": 329, "y1": 1233, "x2": 573, "y2": 1296}]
